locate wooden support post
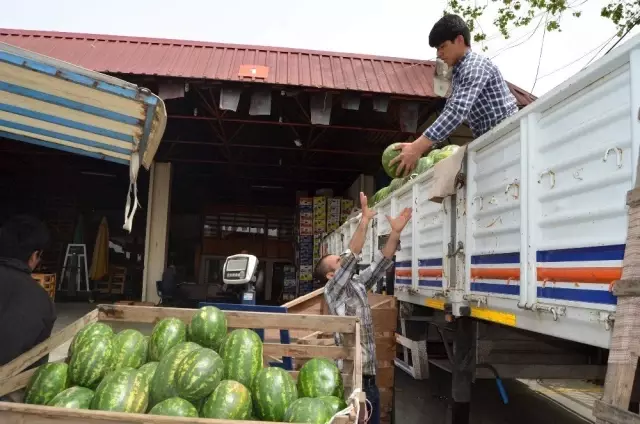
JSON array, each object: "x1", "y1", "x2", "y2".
[
  {"x1": 451, "y1": 317, "x2": 475, "y2": 424},
  {"x1": 595, "y1": 183, "x2": 640, "y2": 423}
]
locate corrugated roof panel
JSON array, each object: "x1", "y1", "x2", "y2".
[{"x1": 0, "y1": 29, "x2": 536, "y2": 105}]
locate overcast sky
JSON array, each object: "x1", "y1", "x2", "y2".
[{"x1": 1, "y1": 0, "x2": 638, "y2": 96}]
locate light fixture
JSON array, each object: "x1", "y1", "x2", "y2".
[{"x1": 293, "y1": 139, "x2": 302, "y2": 147}]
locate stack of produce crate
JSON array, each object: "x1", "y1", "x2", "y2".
[
  {"x1": 297, "y1": 197, "x2": 314, "y2": 296},
  {"x1": 340, "y1": 199, "x2": 354, "y2": 223},
  {"x1": 282, "y1": 265, "x2": 298, "y2": 302}
]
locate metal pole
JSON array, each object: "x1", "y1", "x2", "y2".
[{"x1": 451, "y1": 317, "x2": 475, "y2": 424}]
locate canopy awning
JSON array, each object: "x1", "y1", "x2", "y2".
[{"x1": 0, "y1": 42, "x2": 167, "y2": 231}]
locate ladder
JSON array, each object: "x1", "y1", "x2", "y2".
[
  {"x1": 593, "y1": 172, "x2": 640, "y2": 423},
  {"x1": 58, "y1": 244, "x2": 90, "y2": 293}
]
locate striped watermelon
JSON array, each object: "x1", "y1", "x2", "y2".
[
  {"x1": 47, "y1": 386, "x2": 95, "y2": 410},
  {"x1": 201, "y1": 380, "x2": 252, "y2": 420},
  {"x1": 91, "y1": 367, "x2": 149, "y2": 413},
  {"x1": 149, "y1": 397, "x2": 199, "y2": 417},
  {"x1": 149, "y1": 341, "x2": 201, "y2": 407},
  {"x1": 188, "y1": 306, "x2": 227, "y2": 351},
  {"x1": 253, "y1": 367, "x2": 298, "y2": 421},
  {"x1": 68, "y1": 322, "x2": 114, "y2": 358},
  {"x1": 109, "y1": 329, "x2": 148, "y2": 371},
  {"x1": 284, "y1": 397, "x2": 333, "y2": 424},
  {"x1": 297, "y1": 358, "x2": 345, "y2": 399},
  {"x1": 382, "y1": 143, "x2": 402, "y2": 178},
  {"x1": 221, "y1": 329, "x2": 263, "y2": 389},
  {"x1": 137, "y1": 361, "x2": 158, "y2": 389},
  {"x1": 148, "y1": 318, "x2": 187, "y2": 361},
  {"x1": 319, "y1": 395, "x2": 347, "y2": 414},
  {"x1": 24, "y1": 363, "x2": 69, "y2": 405},
  {"x1": 69, "y1": 335, "x2": 113, "y2": 389},
  {"x1": 175, "y1": 347, "x2": 224, "y2": 402}
]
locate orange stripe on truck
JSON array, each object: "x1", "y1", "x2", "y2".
[{"x1": 470, "y1": 267, "x2": 621, "y2": 285}]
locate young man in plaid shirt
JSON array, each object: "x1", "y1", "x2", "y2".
[
  {"x1": 314, "y1": 192, "x2": 412, "y2": 424},
  {"x1": 391, "y1": 14, "x2": 519, "y2": 176}
]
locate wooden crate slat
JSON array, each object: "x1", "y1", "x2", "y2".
[
  {"x1": 0, "y1": 310, "x2": 98, "y2": 381},
  {"x1": 98, "y1": 305, "x2": 357, "y2": 333},
  {"x1": 263, "y1": 343, "x2": 354, "y2": 360},
  {"x1": 0, "y1": 402, "x2": 353, "y2": 424}
]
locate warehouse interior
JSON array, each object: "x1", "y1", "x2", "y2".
[{"x1": 0, "y1": 29, "x2": 534, "y2": 308}]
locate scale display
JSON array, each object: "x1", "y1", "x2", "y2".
[{"x1": 226, "y1": 257, "x2": 248, "y2": 272}]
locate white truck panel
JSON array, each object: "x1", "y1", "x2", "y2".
[{"x1": 325, "y1": 35, "x2": 640, "y2": 348}]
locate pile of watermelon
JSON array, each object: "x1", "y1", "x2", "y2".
[
  {"x1": 21, "y1": 306, "x2": 348, "y2": 424},
  {"x1": 369, "y1": 142, "x2": 461, "y2": 206}
]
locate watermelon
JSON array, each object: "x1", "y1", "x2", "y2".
[
  {"x1": 381, "y1": 143, "x2": 401, "y2": 178},
  {"x1": 138, "y1": 362, "x2": 158, "y2": 389},
  {"x1": 148, "y1": 318, "x2": 187, "y2": 361},
  {"x1": 201, "y1": 380, "x2": 252, "y2": 420},
  {"x1": 297, "y1": 358, "x2": 345, "y2": 399},
  {"x1": 414, "y1": 156, "x2": 434, "y2": 175},
  {"x1": 188, "y1": 306, "x2": 227, "y2": 351},
  {"x1": 442, "y1": 144, "x2": 461, "y2": 153},
  {"x1": 371, "y1": 186, "x2": 391, "y2": 206},
  {"x1": 109, "y1": 329, "x2": 148, "y2": 371},
  {"x1": 91, "y1": 367, "x2": 149, "y2": 413},
  {"x1": 389, "y1": 178, "x2": 404, "y2": 192},
  {"x1": 149, "y1": 341, "x2": 201, "y2": 407},
  {"x1": 175, "y1": 347, "x2": 224, "y2": 402},
  {"x1": 68, "y1": 335, "x2": 113, "y2": 389},
  {"x1": 24, "y1": 362, "x2": 69, "y2": 405},
  {"x1": 284, "y1": 397, "x2": 333, "y2": 424},
  {"x1": 68, "y1": 322, "x2": 114, "y2": 358},
  {"x1": 149, "y1": 397, "x2": 199, "y2": 417},
  {"x1": 253, "y1": 367, "x2": 298, "y2": 422},
  {"x1": 319, "y1": 395, "x2": 348, "y2": 415},
  {"x1": 47, "y1": 386, "x2": 94, "y2": 410},
  {"x1": 221, "y1": 329, "x2": 263, "y2": 389},
  {"x1": 431, "y1": 148, "x2": 455, "y2": 163}
]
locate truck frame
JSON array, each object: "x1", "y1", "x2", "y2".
[{"x1": 324, "y1": 32, "x2": 640, "y2": 424}]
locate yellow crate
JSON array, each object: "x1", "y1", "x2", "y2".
[{"x1": 31, "y1": 274, "x2": 56, "y2": 300}]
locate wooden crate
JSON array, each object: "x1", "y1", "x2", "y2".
[
  {"x1": 281, "y1": 289, "x2": 398, "y2": 424},
  {"x1": 0, "y1": 305, "x2": 364, "y2": 424},
  {"x1": 31, "y1": 273, "x2": 56, "y2": 300}
]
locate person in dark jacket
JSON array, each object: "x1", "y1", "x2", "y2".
[{"x1": 0, "y1": 215, "x2": 56, "y2": 370}]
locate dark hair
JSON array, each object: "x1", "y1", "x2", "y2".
[
  {"x1": 0, "y1": 215, "x2": 50, "y2": 262},
  {"x1": 313, "y1": 255, "x2": 333, "y2": 284},
  {"x1": 429, "y1": 14, "x2": 471, "y2": 48}
]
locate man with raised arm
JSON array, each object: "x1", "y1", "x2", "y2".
[{"x1": 313, "y1": 192, "x2": 411, "y2": 424}]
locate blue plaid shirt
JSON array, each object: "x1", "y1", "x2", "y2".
[{"x1": 424, "y1": 51, "x2": 518, "y2": 142}]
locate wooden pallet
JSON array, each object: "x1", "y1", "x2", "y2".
[
  {"x1": 280, "y1": 288, "x2": 397, "y2": 424},
  {"x1": 0, "y1": 304, "x2": 364, "y2": 424},
  {"x1": 593, "y1": 184, "x2": 640, "y2": 423}
]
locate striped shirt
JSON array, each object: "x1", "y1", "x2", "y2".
[
  {"x1": 424, "y1": 50, "x2": 518, "y2": 142},
  {"x1": 324, "y1": 250, "x2": 393, "y2": 376}
]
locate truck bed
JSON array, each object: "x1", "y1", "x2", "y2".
[{"x1": 326, "y1": 33, "x2": 640, "y2": 349}]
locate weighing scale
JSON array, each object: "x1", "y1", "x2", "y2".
[{"x1": 222, "y1": 253, "x2": 260, "y2": 305}]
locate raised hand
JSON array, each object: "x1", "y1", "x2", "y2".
[
  {"x1": 386, "y1": 207, "x2": 412, "y2": 233},
  {"x1": 360, "y1": 192, "x2": 377, "y2": 221}
]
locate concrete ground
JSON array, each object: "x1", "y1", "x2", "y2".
[
  {"x1": 51, "y1": 303, "x2": 596, "y2": 423},
  {"x1": 394, "y1": 368, "x2": 594, "y2": 424}
]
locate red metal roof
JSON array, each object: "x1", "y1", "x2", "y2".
[{"x1": 0, "y1": 28, "x2": 534, "y2": 105}]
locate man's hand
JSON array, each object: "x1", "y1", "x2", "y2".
[
  {"x1": 389, "y1": 136, "x2": 434, "y2": 177},
  {"x1": 386, "y1": 207, "x2": 412, "y2": 233},
  {"x1": 360, "y1": 192, "x2": 376, "y2": 221}
]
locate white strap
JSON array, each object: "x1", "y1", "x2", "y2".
[
  {"x1": 328, "y1": 388, "x2": 366, "y2": 424},
  {"x1": 123, "y1": 150, "x2": 141, "y2": 233}
]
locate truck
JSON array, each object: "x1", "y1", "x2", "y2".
[{"x1": 324, "y1": 31, "x2": 640, "y2": 422}]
